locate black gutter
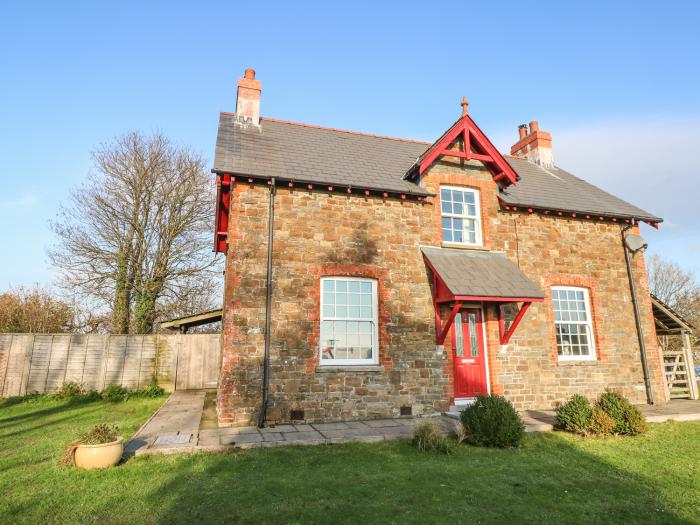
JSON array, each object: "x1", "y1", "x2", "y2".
[
  {"x1": 210, "y1": 169, "x2": 434, "y2": 199},
  {"x1": 622, "y1": 224, "x2": 654, "y2": 404},
  {"x1": 258, "y1": 177, "x2": 276, "y2": 428}
]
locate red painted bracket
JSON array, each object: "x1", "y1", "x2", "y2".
[
  {"x1": 436, "y1": 301, "x2": 463, "y2": 345},
  {"x1": 498, "y1": 302, "x2": 532, "y2": 345}
]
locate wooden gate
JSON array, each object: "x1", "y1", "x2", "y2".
[
  {"x1": 663, "y1": 347, "x2": 695, "y2": 399},
  {"x1": 174, "y1": 334, "x2": 221, "y2": 390}
]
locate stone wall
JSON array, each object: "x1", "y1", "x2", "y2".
[{"x1": 218, "y1": 158, "x2": 666, "y2": 425}]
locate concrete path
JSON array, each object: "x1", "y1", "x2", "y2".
[
  {"x1": 512, "y1": 399, "x2": 700, "y2": 431},
  {"x1": 126, "y1": 390, "x2": 457, "y2": 456},
  {"x1": 126, "y1": 392, "x2": 700, "y2": 457}
]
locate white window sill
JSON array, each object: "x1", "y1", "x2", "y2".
[
  {"x1": 557, "y1": 357, "x2": 597, "y2": 365},
  {"x1": 441, "y1": 242, "x2": 488, "y2": 251},
  {"x1": 315, "y1": 365, "x2": 384, "y2": 373}
]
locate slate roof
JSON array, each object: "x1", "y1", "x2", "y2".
[
  {"x1": 421, "y1": 247, "x2": 545, "y2": 299},
  {"x1": 500, "y1": 157, "x2": 662, "y2": 222},
  {"x1": 213, "y1": 113, "x2": 431, "y2": 196},
  {"x1": 213, "y1": 113, "x2": 662, "y2": 222}
]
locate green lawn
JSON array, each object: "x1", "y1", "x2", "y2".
[{"x1": 1, "y1": 397, "x2": 699, "y2": 525}]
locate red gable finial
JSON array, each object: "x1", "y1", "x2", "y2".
[{"x1": 461, "y1": 96, "x2": 469, "y2": 117}]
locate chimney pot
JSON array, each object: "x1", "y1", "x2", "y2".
[
  {"x1": 510, "y1": 120, "x2": 554, "y2": 168},
  {"x1": 236, "y1": 68, "x2": 262, "y2": 125}
]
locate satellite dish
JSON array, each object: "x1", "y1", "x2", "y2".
[{"x1": 624, "y1": 233, "x2": 648, "y2": 253}]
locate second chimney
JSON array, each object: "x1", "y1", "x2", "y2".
[
  {"x1": 236, "y1": 68, "x2": 261, "y2": 124},
  {"x1": 510, "y1": 120, "x2": 554, "y2": 168}
]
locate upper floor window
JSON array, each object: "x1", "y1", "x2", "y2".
[
  {"x1": 440, "y1": 186, "x2": 481, "y2": 246},
  {"x1": 552, "y1": 286, "x2": 596, "y2": 361},
  {"x1": 320, "y1": 277, "x2": 378, "y2": 365}
]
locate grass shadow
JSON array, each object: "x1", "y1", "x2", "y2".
[{"x1": 139, "y1": 430, "x2": 696, "y2": 524}]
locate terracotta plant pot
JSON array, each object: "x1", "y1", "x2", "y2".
[{"x1": 74, "y1": 437, "x2": 124, "y2": 470}]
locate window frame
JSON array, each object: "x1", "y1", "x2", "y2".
[
  {"x1": 439, "y1": 185, "x2": 482, "y2": 247},
  {"x1": 319, "y1": 276, "x2": 379, "y2": 366},
  {"x1": 551, "y1": 286, "x2": 597, "y2": 362}
]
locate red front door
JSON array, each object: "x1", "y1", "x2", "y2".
[{"x1": 452, "y1": 308, "x2": 488, "y2": 398}]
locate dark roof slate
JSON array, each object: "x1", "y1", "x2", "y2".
[
  {"x1": 500, "y1": 157, "x2": 661, "y2": 222},
  {"x1": 421, "y1": 247, "x2": 545, "y2": 299},
  {"x1": 213, "y1": 113, "x2": 662, "y2": 221},
  {"x1": 213, "y1": 113, "x2": 431, "y2": 195}
]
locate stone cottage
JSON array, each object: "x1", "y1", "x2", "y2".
[{"x1": 212, "y1": 68, "x2": 666, "y2": 427}]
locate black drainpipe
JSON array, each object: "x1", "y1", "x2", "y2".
[
  {"x1": 258, "y1": 177, "x2": 276, "y2": 427},
  {"x1": 621, "y1": 224, "x2": 654, "y2": 405}
]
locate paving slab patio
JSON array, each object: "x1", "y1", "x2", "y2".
[{"x1": 126, "y1": 392, "x2": 700, "y2": 457}]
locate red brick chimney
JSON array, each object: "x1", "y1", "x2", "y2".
[
  {"x1": 510, "y1": 120, "x2": 554, "y2": 168},
  {"x1": 236, "y1": 68, "x2": 261, "y2": 124}
]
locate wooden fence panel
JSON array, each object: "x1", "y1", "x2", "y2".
[
  {"x1": 175, "y1": 334, "x2": 221, "y2": 390},
  {"x1": 0, "y1": 333, "x2": 220, "y2": 396},
  {"x1": 26, "y1": 335, "x2": 52, "y2": 393},
  {"x1": 64, "y1": 334, "x2": 88, "y2": 385}
]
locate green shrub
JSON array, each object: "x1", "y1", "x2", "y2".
[
  {"x1": 54, "y1": 381, "x2": 85, "y2": 399},
  {"x1": 589, "y1": 406, "x2": 615, "y2": 435},
  {"x1": 101, "y1": 384, "x2": 128, "y2": 402},
  {"x1": 411, "y1": 421, "x2": 454, "y2": 454},
  {"x1": 597, "y1": 390, "x2": 646, "y2": 435},
  {"x1": 78, "y1": 423, "x2": 120, "y2": 445},
  {"x1": 555, "y1": 394, "x2": 593, "y2": 435},
  {"x1": 460, "y1": 395, "x2": 524, "y2": 448},
  {"x1": 132, "y1": 384, "x2": 165, "y2": 398},
  {"x1": 624, "y1": 406, "x2": 647, "y2": 435}
]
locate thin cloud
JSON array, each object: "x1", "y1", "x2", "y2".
[
  {"x1": 0, "y1": 193, "x2": 37, "y2": 213},
  {"x1": 492, "y1": 116, "x2": 700, "y2": 273}
]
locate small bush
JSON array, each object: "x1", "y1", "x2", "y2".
[
  {"x1": 597, "y1": 390, "x2": 646, "y2": 435},
  {"x1": 52, "y1": 382, "x2": 100, "y2": 402},
  {"x1": 589, "y1": 406, "x2": 615, "y2": 435},
  {"x1": 101, "y1": 384, "x2": 128, "y2": 402},
  {"x1": 555, "y1": 394, "x2": 593, "y2": 435},
  {"x1": 460, "y1": 395, "x2": 524, "y2": 448},
  {"x1": 624, "y1": 405, "x2": 647, "y2": 435},
  {"x1": 132, "y1": 384, "x2": 165, "y2": 398},
  {"x1": 79, "y1": 423, "x2": 120, "y2": 445},
  {"x1": 412, "y1": 421, "x2": 454, "y2": 454},
  {"x1": 54, "y1": 381, "x2": 85, "y2": 399}
]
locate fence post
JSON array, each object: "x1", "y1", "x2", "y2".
[
  {"x1": 20, "y1": 335, "x2": 35, "y2": 396},
  {"x1": 173, "y1": 336, "x2": 182, "y2": 392},
  {"x1": 98, "y1": 336, "x2": 110, "y2": 391},
  {"x1": 0, "y1": 335, "x2": 12, "y2": 397},
  {"x1": 683, "y1": 332, "x2": 698, "y2": 400}
]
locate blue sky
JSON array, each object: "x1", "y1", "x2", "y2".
[{"x1": 1, "y1": 0, "x2": 699, "y2": 291}]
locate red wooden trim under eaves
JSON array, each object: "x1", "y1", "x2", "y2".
[{"x1": 214, "y1": 173, "x2": 231, "y2": 253}]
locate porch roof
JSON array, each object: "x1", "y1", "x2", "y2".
[
  {"x1": 421, "y1": 247, "x2": 545, "y2": 301},
  {"x1": 651, "y1": 294, "x2": 694, "y2": 335}
]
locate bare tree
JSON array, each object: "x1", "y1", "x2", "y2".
[
  {"x1": 648, "y1": 254, "x2": 700, "y2": 328},
  {"x1": 49, "y1": 132, "x2": 220, "y2": 334},
  {"x1": 0, "y1": 285, "x2": 75, "y2": 333}
]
